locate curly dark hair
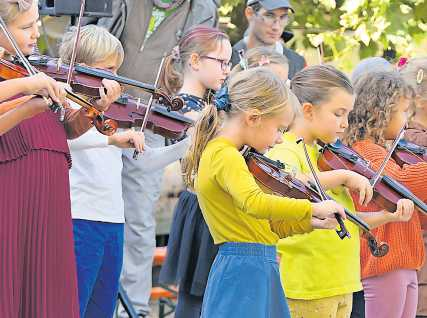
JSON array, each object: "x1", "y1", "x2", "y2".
[{"x1": 343, "y1": 71, "x2": 412, "y2": 146}]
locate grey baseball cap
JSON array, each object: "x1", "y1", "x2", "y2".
[{"x1": 247, "y1": 0, "x2": 294, "y2": 12}]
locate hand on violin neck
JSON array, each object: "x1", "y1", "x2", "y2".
[
  {"x1": 312, "y1": 200, "x2": 346, "y2": 220},
  {"x1": 108, "y1": 129, "x2": 145, "y2": 152},
  {"x1": 93, "y1": 79, "x2": 122, "y2": 112},
  {"x1": 21, "y1": 73, "x2": 67, "y2": 105},
  {"x1": 390, "y1": 199, "x2": 414, "y2": 222},
  {"x1": 341, "y1": 170, "x2": 373, "y2": 206}
]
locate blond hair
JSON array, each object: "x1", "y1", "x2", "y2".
[
  {"x1": 230, "y1": 46, "x2": 289, "y2": 75},
  {"x1": 182, "y1": 67, "x2": 293, "y2": 188},
  {"x1": 0, "y1": 0, "x2": 32, "y2": 24},
  {"x1": 399, "y1": 57, "x2": 427, "y2": 98},
  {"x1": 343, "y1": 71, "x2": 411, "y2": 146},
  {"x1": 58, "y1": 25, "x2": 124, "y2": 67},
  {"x1": 159, "y1": 25, "x2": 229, "y2": 95},
  {"x1": 291, "y1": 64, "x2": 353, "y2": 106}
]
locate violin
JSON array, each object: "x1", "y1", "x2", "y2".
[
  {"x1": 244, "y1": 149, "x2": 389, "y2": 257},
  {"x1": 318, "y1": 140, "x2": 427, "y2": 214},
  {"x1": 0, "y1": 57, "x2": 117, "y2": 136},
  {"x1": 25, "y1": 55, "x2": 193, "y2": 140},
  {"x1": 25, "y1": 55, "x2": 185, "y2": 112},
  {"x1": 105, "y1": 94, "x2": 193, "y2": 140},
  {"x1": 392, "y1": 139, "x2": 427, "y2": 166}
]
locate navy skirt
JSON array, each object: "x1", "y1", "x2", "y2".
[
  {"x1": 159, "y1": 190, "x2": 218, "y2": 296},
  {"x1": 201, "y1": 242, "x2": 290, "y2": 318}
]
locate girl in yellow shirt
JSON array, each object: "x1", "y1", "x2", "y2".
[
  {"x1": 184, "y1": 66, "x2": 349, "y2": 318},
  {"x1": 267, "y1": 65, "x2": 414, "y2": 318}
]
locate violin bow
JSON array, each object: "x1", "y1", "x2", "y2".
[
  {"x1": 66, "y1": 0, "x2": 86, "y2": 86},
  {"x1": 0, "y1": 16, "x2": 65, "y2": 119},
  {"x1": 370, "y1": 125, "x2": 406, "y2": 187},
  {"x1": 132, "y1": 56, "x2": 167, "y2": 159},
  {"x1": 297, "y1": 138, "x2": 351, "y2": 239},
  {"x1": 297, "y1": 139, "x2": 390, "y2": 256}
]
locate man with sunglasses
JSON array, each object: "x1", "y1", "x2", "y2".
[{"x1": 231, "y1": 0, "x2": 305, "y2": 79}]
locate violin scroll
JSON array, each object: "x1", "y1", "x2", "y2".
[{"x1": 364, "y1": 232, "x2": 389, "y2": 257}]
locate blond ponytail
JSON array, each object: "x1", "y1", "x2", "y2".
[{"x1": 182, "y1": 103, "x2": 221, "y2": 188}]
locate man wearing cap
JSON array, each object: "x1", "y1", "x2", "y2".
[{"x1": 231, "y1": 0, "x2": 305, "y2": 79}]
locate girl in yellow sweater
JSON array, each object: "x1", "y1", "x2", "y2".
[
  {"x1": 184, "y1": 66, "x2": 348, "y2": 318},
  {"x1": 267, "y1": 64, "x2": 413, "y2": 318}
]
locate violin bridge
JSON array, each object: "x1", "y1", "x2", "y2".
[{"x1": 57, "y1": 58, "x2": 62, "y2": 72}]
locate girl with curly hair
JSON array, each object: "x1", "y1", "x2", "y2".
[
  {"x1": 400, "y1": 57, "x2": 427, "y2": 317},
  {"x1": 343, "y1": 70, "x2": 427, "y2": 318}
]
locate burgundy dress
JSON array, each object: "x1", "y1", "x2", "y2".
[{"x1": 0, "y1": 106, "x2": 80, "y2": 317}]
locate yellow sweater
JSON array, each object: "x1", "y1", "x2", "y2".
[
  {"x1": 267, "y1": 132, "x2": 362, "y2": 299},
  {"x1": 195, "y1": 137, "x2": 313, "y2": 245}
]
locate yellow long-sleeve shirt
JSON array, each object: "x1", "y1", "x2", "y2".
[
  {"x1": 267, "y1": 132, "x2": 362, "y2": 299},
  {"x1": 195, "y1": 137, "x2": 313, "y2": 245}
]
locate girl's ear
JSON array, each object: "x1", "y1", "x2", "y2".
[
  {"x1": 302, "y1": 102, "x2": 316, "y2": 121},
  {"x1": 244, "y1": 6, "x2": 256, "y2": 22},
  {"x1": 188, "y1": 53, "x2": 201, "y2": 71},
  {"x1": 244, "y1": 108, "x2": 262, "y2": 127}
]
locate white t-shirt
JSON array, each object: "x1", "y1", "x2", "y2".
[{"x1": 68, "y1": 102, "x2": 124, "y2": 223}]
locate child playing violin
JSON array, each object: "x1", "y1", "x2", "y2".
[
  {"x1": 187, "y1": 65, "x2": 348, "y2": 318},
  {"x1": 159, "y1": 26, "x2": 232, "y2": 318},
  {"x1": 266, "y1": 64, "x2": 414, "y2": 318},
  {"x1": 58, "y1": 24, "x2": 144, "y2": 318},
  {"x1": 0, "y1": 1, "x2": 119, "y2": 317},
  {"x1": 160, "y1": 43, "x2": 289, "y2": 318},
  {"x1": 400, "y1": 57, "x2": 427, "y2": 318},
  {"x1": 344, "y1": 70, "x2": 427, "y2": 318}
]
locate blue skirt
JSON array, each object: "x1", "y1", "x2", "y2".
[{"x1": 201, "y1": 242, "x2": 290, "y2": 318}]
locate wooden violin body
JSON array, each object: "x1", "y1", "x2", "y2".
[
  {"x1": 105, "y1": 95, "x2": 193, "y2": 140},
  {"x1": 26, "y1": 55, "x2": 185, "y2": 111},
  {"x1": 244, "y1": 149, "x2": 389, "y2": 257},
  {"x1": 318, "y1": 140, "x2": 427, "y2": 215},
  {"x1": 0, "y1": 58, "x2": 117, "y2": 135},
  {"x1": 392, "y1": 139, "x2": 427, "y2": 166}
]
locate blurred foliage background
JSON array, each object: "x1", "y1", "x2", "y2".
[
  {"x1": 218, "y1": 0, "x2": 427, "y2": 71},
  {"x1": 39, "y1": 1, "x2": 427, "y2": 72}
]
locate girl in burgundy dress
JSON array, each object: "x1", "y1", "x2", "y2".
[{"x1": 0, "y1": 1, "x2": 121, "y2": 316}]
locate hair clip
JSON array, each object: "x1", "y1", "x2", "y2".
[
  {"x1": 214, "y1": 85, "x2": 231, "y2": 112},
  {"x1": 238, "y1": 49, "x2": 248, "y2": 70},
  {"x1": 258, "y1": 55, "x2": 270, "y2": 66},
  {"x1": 170, "y1": 45, "x2": 181, "y2": 61},
  {"x1": 397, "y1": 57, "x2": 408, "y2": 69},
  {"x1": 417, "y1": 69, "x2": 424, "y2": 85}
]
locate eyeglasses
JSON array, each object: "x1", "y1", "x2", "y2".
[
  {"x1": 200, "y1": 56, "x2": 232, "y2": 72},
  {"x1": 256, "y1": 12, "x2": 290, "y2": 26}
]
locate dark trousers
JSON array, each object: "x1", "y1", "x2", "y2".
[
  {"x1": 351, "y1": 290, "x2": 365, "y2": 318},
  {"x1": 175, "y1": 290, "x2": 203, "y2": 318}
]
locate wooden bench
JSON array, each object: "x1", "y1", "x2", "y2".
[{"x1": 151, "y1": 247, "x2": 177, "y2": 318}]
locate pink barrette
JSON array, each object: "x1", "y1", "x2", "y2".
[{"x1": 397, "y1": 57, "x2": 408, "y2": 69}]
